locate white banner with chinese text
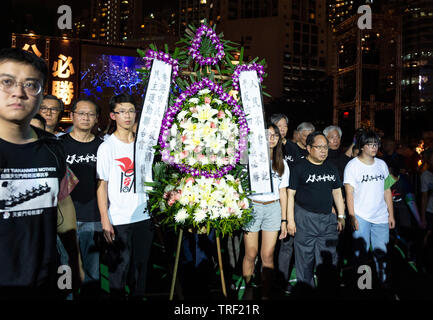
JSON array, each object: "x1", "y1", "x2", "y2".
[
  {"x1": 239, "y1": 70, "x2": 272, "y2": 194},
  {"x1": 135, "y1": 59, "x2": 172, "y2": 193}
]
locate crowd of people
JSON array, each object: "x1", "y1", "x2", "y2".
[{"x1": 1, "y1": 48, "x2": 432, "y2": 301}]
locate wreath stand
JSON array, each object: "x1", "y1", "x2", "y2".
[{"x1": 169, "y1": 228, "x2": 227, "y2": 300}]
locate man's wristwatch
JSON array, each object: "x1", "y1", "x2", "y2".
[{"x1": 338, "y1": 215, "x2": 345, "y2": 219}]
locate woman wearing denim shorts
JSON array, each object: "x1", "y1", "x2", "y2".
[{"x1": 242, "y1": 123, "x2": 290, "y2": 299}]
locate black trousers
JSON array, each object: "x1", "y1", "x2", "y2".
[
  {"x1": 105, "y1": 219, "x2": 154, "y2": 298},
  {"x1": 294, "y1": 204, "x2": 338, "y2": 289}
]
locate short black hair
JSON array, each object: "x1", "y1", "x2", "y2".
[
  {"x1": 71, "y1": 98, "x2": 100, "y2": 115},
  {"x1": 357, "y1": 130, "x2": 380, "y2": 151},
  {"x1": 43, "y1": 94, "x2": 64, "y2": 113},
  {"x1": 109, "y1": 93, "x2": 136, "y2": 112},
  {"x1": 306, "y1": 131, "x2": 328, "y2": 147},
  {"x1": 0, "y1": 48, "x2": 48, "y2": 86}
]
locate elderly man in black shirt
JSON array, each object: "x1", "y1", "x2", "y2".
[{"x1": 287, "y1": 132, "x2": 345, "y2": 290}]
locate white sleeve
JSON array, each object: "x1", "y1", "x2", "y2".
[
  {"x1": 343, "y1": 160, "x2": 357, "y2": 189},
  {"x1": 96, "y1": 142, "x2": 111, "y2": 181},
  {"x1": 279, "y1": 161, "x2": 290, "y2": 189}
]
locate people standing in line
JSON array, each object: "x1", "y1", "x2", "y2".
[
  {"x1": 287, "y1": 132, "x2": 345, "y2": 291},
  {"x1": 38, "y1": 94, "x2": 65, "y2": 136},
  {"x1": 242, "y1": 123, "x2": 289, "y2": 299},
  {"x1": 344, "y1": 130, "x2": 395, "y2": 290},
  {"x1": 0, "y1": 48, "x2": 83, "y2": 300},
  {"x1": 61, "y1": 99, "x2": 104, "y2": 299},
  {"x1": 96, "y1": 93, "x2": 154, "y2": 300},
  {"x1": 270, "y1": 114, "x2": 296, "y2": 294}
]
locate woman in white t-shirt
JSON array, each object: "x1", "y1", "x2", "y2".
[
  {"x1": 344, "y1": 130, "x2": 395, "y2": 286},
  {"x1": 242, "y1": 123, "x2": 289, "y2": 299}
]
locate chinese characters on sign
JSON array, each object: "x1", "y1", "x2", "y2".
[
  {"x1": 135, "y1": 59, "x2": 172, "y2": 194},
  {"x1": 52, "y1": 54, "x2": 75, "y2": 105},
  {"x1": 239, "y1": 70, "x2": 272, "y2": 194}
]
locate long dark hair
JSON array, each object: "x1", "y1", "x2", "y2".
[{"x1": 268, "y1": 123, "x2": 285, "y2": 177}]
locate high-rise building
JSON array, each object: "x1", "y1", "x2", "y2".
[
  {"x1": 178, "y1": 0, "x2": 222, "y2": 35},
  {"x1": 89, "y1": 0, "x2": 144, "y2": 44},
  {"x1": 218, "y1": 0, "x2": 330, "y2": 119},
  {"x1": 332, "y1": 11, "x2": 402, "y2": 140},
  {"x1": 327, "y1": 0, "x2": 372, "y2": 30}
]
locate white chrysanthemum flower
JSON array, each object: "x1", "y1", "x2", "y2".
[
  {"x1": 194, "y1": 209, "x2": 207, "y2": 222},
  {"x1": 198, "y1": 89, "x2": 210, "y2": 95},
  {"x1": 179, "y1": 194, "x2": 189, "y2": 206},
  {"x1": 175, "y1": 208, "x2": 189, "y2": 223},
  {"x1": 187, "y1": 157, "x2": 197, "y2": 166},
  {"x1": 225, "y1": 175, "x2": 235, "y2": 182},
  {"x1": 213, "y1": 99, "x2": 223, "y2": 105},
  {"x1": 189, "y1": 97, "x2": 199, "y2": 104},
  {"x1": 177, "y1": 110, "x2": 188, "y2": 121}
]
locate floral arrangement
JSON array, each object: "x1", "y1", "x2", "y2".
[
  {"x1": 188, "y1": 24, "x2": 225, "y2": 66},
  {"x1": 148, "y1": 162, "x2": 252, "y2": 235},
  {"x1": 232, "y1": 62, "x2": 265, "y2": 91},
  {"x1": 140, "y1": 22, "x2": 269, "y2": 236},
  {"x1": 142, "y1": 49, "x2": 179, "y2": 83},
  {"x1": 159, "y1": 78, "x2": 249, "y2": 179}
]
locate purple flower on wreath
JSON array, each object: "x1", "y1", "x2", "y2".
[
  {"x1": 159, "y1": 78, "x2": 249, "y2": 178},
  {"x1": 188, "y1": 25, "x2": 225, "y2": 66},
  {"x1": 232, "y1": 63, "x2": 265, "y2": 91},
  {"x1": 143, "y1": 49, "x2": 179, "y2": 83}
]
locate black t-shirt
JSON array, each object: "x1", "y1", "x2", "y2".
[
  {"x1": 0, "y1": 127, "x2": 66, "y2": 293},
  {"x1": 326, "y1": 148, "x2": 351, "y2": 183},
  {"x1": 283, "y1": 140, "x2": 307, "y2": 168},
  {"x1": 61, "y1": 133, "x2": 103, "y2": 222},
  {"x1": 289, "y1": 158, "x2": 342, "y2": 214}
]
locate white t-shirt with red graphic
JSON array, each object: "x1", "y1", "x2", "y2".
[{"x1": 96, "y1": 134, "x2": 149, "y2": 226}]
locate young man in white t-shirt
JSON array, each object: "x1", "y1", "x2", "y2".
[
  {"x1": 344, "y1": 130, "x2": 395, "y2": 288},
  {"x1": 96, "y1": 93, "x2": 153, "y2": 300}
]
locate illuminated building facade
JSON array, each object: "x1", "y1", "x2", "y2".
[
  {"x1": 218, "y1": 0, "x2": 330, "y2": 117},
  {"x1": 332, "y1": 12, "x2": 402, "y2": 140},
  {"x1": 89, "y1": 0, "x2": 144, "y2": 44}
]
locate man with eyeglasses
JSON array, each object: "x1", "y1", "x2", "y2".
[
  {"x1": 96, "y1": 93, "x2": 153, "y2": 300},
  {"x1": 344, "y1": 130, "x2": 395, "y2": 292},
  {"x1": 0, "y1": 48, "x2": 83, "y2": 299},
  {"x1": 38, "y1": 94, "x2": 64, "y2": 135},
  {"x1": 60, "y1": 98, "x2": 104, "y2": 299},
  {"x1": 287, "y1": 131, "x2": 345, "y2": 291}
]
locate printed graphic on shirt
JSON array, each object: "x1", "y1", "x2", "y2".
[
  {"x1": 115, "y1": 157, "x2": 135, "y2": 193},
  {"x1": 360, "y1": 174, "x2": 385, "y2": 183},
  {"x1": 306, "y1": 174, "x2": 336, "y2": 183},
  {"x1": 66, "y1": 153, "x2": 97, "y2": 164},
  {"x1": 0, "y1": 167, "x2": 59, "y2": 218},
  {"x1": 285, "y1": 155, "x2": 294, "y2": 163}
]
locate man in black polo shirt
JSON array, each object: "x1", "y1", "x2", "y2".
[{"x1": 287, "y1": 132, "x2": 345, "y2": 289}]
